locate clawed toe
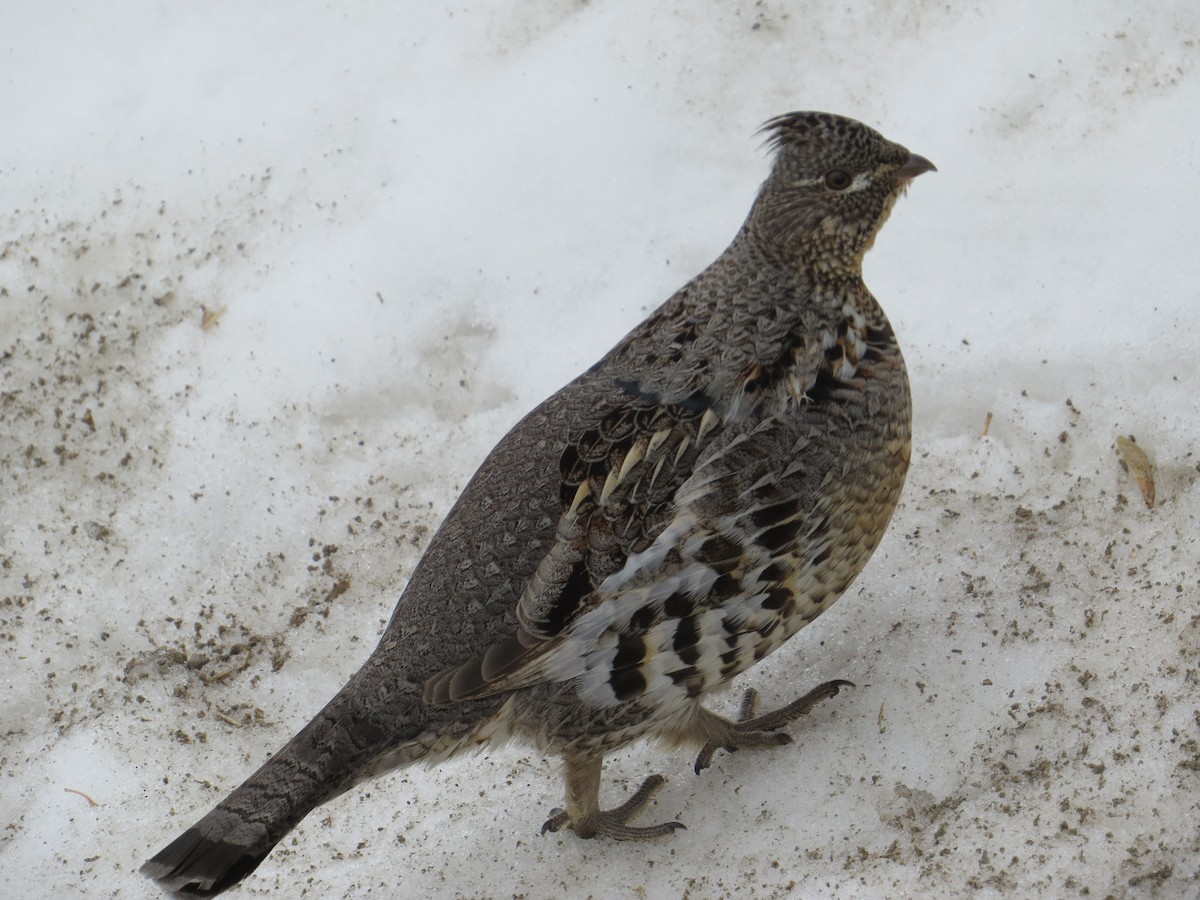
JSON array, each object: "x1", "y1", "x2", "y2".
[
  {"x1": 739, "y1": 679, "x2": 854, "y2": 732},
  {"x1": 570, "y1": 814, "x2": 686, "y2": 840},
  {"x1": 695, "y1": 730, "x2": 793, "y2": 773},
  {"x1": 541, "y1": 807, "x2": 571, "y2": 835}
]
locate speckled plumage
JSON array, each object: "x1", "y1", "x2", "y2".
[{"x1": 142, "y1": 111, "x2": 933, "y2": 895}]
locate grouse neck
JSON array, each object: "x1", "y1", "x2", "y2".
[{"x1": 743, "y1": 175, "x2": 904, "y2": 280}]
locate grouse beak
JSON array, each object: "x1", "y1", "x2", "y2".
[{"x1": 897, "y1": 153, "x2": 937, "y2": 180}]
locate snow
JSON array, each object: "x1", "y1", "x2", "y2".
[{"x1": 2, "y1": 1, "x2": 1198, "y2": 897}]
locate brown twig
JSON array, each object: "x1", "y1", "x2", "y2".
[{"x1": 64, "y1": 788, "x2": 98, "y2": 807}]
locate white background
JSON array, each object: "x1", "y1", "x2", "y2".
[{"x1": 2, "y1": 2, "x2": 1198, "y2": 897}]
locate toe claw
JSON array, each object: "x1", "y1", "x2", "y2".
[{"x1": 541, "y1": 808, "x2": 569, "y2": 835}]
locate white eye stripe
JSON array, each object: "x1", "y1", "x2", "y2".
[
  {"x1": 786, "y1": 177, "x2": 825, "y2": 189},
  {"x1": 786, "y1": 173, "x2": 873, "y2": 191}
]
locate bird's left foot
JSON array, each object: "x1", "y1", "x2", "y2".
[
  {"x1": 694, "y1": 679, "x2": 854, "y2": 773},
  {"x1": 542, "y1": 770, "x2": 684, "y2": 839}
]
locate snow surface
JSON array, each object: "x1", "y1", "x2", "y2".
[{"x1": 2, "y1": 2, "x2": 1199, "y2": 897}]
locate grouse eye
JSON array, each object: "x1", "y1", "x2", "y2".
[{"x1": 824, "y1": 169, "x2": 852, "y2": 191}]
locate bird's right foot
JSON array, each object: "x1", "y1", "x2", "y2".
[{"x1": 694, "y1": 679, "x2": 854, "y2": 773}]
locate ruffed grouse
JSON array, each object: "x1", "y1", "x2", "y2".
[{"x1": 142, "y1": 111, "x2": 934, "y2": 894}]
